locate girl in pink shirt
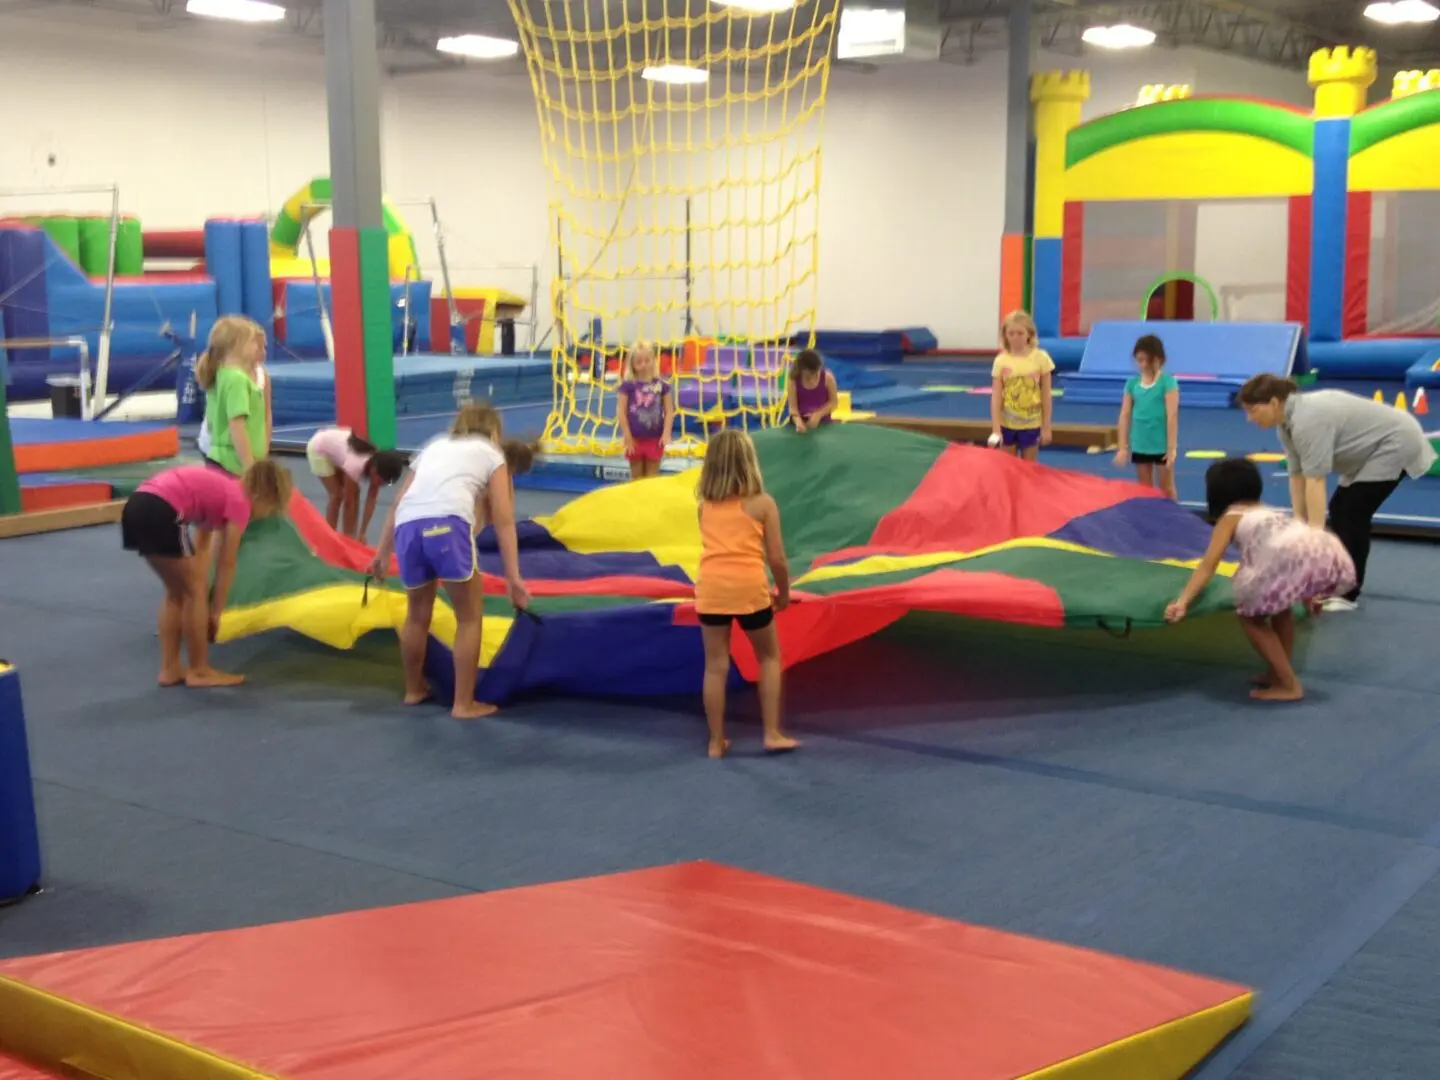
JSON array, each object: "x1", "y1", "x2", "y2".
[
  {"x1": 121, "y1": 460, "x2": 293, "y2": 688},
  {"x1": 305, "y1": 427, "x2": 409, "y2": 542}
]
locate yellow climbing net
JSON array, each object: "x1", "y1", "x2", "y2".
[{"x1": 508, "y1": 0, "x2": 840, "y2": 455}]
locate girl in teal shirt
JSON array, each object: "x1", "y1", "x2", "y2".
[{"x1": 1114, "y1": 334, "x2": 1179, "y2": 499}]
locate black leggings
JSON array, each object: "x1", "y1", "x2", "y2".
[{"x1": 1328, "y1": 478, "x2": 1401, "y2": 601}]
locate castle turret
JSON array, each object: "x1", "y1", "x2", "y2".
[
  {"x1": 1030, "y1": 71, "x2": 1090, "y2": 242},
  {"x1": 1309, "y1": 46, "x2": 1378, "y2": 118},
  {"x1": 1391, "y1": 69, "x2": 1440, "y2": 100}
]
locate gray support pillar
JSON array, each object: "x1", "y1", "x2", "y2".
[
  {"x1": 1001, "y1": 0, "x2": 1034, "y2": 237},
  {"x1": 324, "y1": 0, "x2": 385, "y2": 230}
]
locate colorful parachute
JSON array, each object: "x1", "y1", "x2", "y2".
[{"x1": 219, "y1": 425, "x2": 1234, "y2": 703}]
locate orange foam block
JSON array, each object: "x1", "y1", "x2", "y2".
[
  {"x1": 19, "y1": 481, "x2": 113, "y2": 512},
  {"x1": 11, "y1": 419, "x2": 178, "y2": 474},
  {"x1": 0, "y1": 863, "x2": 1252, "y2": 1080}
]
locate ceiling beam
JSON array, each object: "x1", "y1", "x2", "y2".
[{"x1": 939, "y1": 0, "x2": 1340, "y2": 68}]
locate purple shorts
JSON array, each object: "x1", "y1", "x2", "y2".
[
  {"x1": 393, "y1": 515, "x2": 476, "y2": 589},
  {"x1": 1002, "y1": 426, "x2": 1042, "y2": 450}
]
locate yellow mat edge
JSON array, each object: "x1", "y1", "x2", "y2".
[
  {"x1": 0, "y1": 973, "x2": 276, "y2": 1080},
  {"x1": 1019, "y1": 991, "x2": 1254, "y2": 1080}
]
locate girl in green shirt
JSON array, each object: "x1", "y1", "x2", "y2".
[{"x1": 197, "y1": 316, "x2": 270, "y2": 476}]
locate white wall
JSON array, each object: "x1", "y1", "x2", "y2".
[
  {"x1": 0, "y1": 17, "x2": 554, "y2": 338},
  {"x1": 817, "y1": 56, "x2": 1009, "y2": 346},
  {"x1": 0, "y1": 14, "x2": 1325, "y2": 350}
]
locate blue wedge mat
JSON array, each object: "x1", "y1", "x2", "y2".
[{"x1": 1061, "y1": 321, "x2": 1307, "y2": 409}]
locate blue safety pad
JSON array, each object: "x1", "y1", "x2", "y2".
[
  {"x1": 892, "y1": 326, "x2": 938, "y2": 354},
  {"x1": 268, "y1": 354, "x2": 553, "y2": 425},
  {"x1": 9, "y1": 417, "x2": 175, "y2": 445},
  {"x1": 802, "y1": 330, "x2": 906, "y2": 365},
  {"x1": 1309, "y1": 338, "x2": 1440, "y2": 381},
  {"x1": 1404, "y1": 345, "x2": 1440, "y2": 392},
  {"x1": 1061, "y1": 321, "x2": 1306, "y2": 408},
  {"x1": 1038, "y1": 337, "x2": 1087, "y2": 371}
]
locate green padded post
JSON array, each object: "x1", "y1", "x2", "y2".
[
  {"x1": 357, "y1": 226, "x2": 397, "y2": 449},
  {"x1": 1022, "y1": 233, "x2": 1033, "y2": 313},
  {"x1": 0, "y1": 389, "x2": 22, "y2": 517}
]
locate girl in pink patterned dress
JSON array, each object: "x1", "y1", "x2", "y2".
[{"x1": 1166, "y1": 458, "x2": 1355, "y2": 702}]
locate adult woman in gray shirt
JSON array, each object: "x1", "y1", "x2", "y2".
[{"x1": 1238, "y1": 374, "x2": 1436, "y2": 610}]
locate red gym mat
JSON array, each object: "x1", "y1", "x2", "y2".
[{"x1": 0, "y1": 862, "x2": 1251, "y2": 1079}]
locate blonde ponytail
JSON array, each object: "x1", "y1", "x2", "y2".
[
  {"x1": 197, "y1": 315, "x2": 265, "y2": 391},
  {"x1": 195, "y1": 348, "x2": 219, "y2": 390}
]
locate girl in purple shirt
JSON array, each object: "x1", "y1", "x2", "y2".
[
  {"x1": 787, "y1": 349, "x2": 838, "y2": 433},
  {"x1": 120, "y1": 461, "x2": 292, "y2": 688},
  {"x1": 616, "y1": 344, "x2": 674, "y2": 480}
]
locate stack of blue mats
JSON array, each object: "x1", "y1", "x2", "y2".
[
  {"x1": 891, "y1": 327, "x2": 938, "y2": 354},
  {"x1": 268, "y1": 354, "x2": 554, "y2": 425},
  {"x1": 799, "y1": 330, "x2": 906, "y2": 365}
]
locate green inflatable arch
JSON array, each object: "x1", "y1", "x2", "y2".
[{"x1": 1140, "y1": 272, "x2": 1220, "y2": 322}]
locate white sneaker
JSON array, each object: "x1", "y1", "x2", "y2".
[{"x1": 1321, "y1": 596, "x2": 1359, "y2": 612}]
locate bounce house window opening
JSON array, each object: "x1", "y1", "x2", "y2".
[
  {"x1": 1367, "y1": 190, "x2": 1440, "y2": 337},
  {"x1": 1075, "y1": 197, "x2": 1290, "y2": 334}
]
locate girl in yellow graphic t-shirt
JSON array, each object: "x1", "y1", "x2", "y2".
[{"x1": 989, "y1": 310, "x2": 1055, "y2": 462}]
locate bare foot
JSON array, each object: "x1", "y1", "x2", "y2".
[
  {"x1": 158, "y1": 669, "x2": 187, "y2": 688},
  {"x1": 1250, "y1": 670, "x2": 1277, "y2": 688},
  {"x1": 764, "y1": 734, "x2": 801, "y2": 754},
  {"x1": 452, "y1": 701, "x2": 499, "y2": 720},
  {"x1": 1250, "y1": 682, "x2": 1304, "y2": 702},
  {"x1": 185, "y1": 668, "x2": 245, "y2": 688},
  {"x1": 402, "y1": 690, "x2": 433, "y2": 706},
  {"x1": 708, "y1": 738, "x2": 730, "y2": 759}
]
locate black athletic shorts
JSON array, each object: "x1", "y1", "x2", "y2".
[
  {"x1": 698, "y1": 608, "x2": 774, "y2": 631},
  {"x1": 120, "y1": 491, "x2": 193, "y2": 559},
  {"x1": 1131, "y1": 452, "x2": 1169, "y2": 465}
]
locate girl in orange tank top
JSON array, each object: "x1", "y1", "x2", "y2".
[{"x1": 694, "y1": 430, "x2": 799, "y2": 759}]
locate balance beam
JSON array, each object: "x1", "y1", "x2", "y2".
[
  {"x1": 859, "y1": 415, "x2": 1117, "y2": 450},
  {"x1": 0, "y1": 501, "x2": 124, "y2": 539}
]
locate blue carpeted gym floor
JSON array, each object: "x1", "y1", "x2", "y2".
[{"x1": 5, "y1": 376, "x2": 1440, "y2": 1077}]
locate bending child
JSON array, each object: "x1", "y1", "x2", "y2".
[
  {"x1": 120, "y1": 460, "x2": 293, "y2": 688},
  {"x1": 1166, "y1": 458, "x2": 1355, "y2": 702},
  {"x1": 371, "y1": 403, "x2": 530, "y2": 720},
  {"x1": 1114, "y1": 334, "x2": 1180, "y2": 499},
  {"x1": 305, "y1": 426, "x2": 409, "y2": 541},
  {"x1": 989, "y1": 310, "x2": 1054, "y2": 460},
  {"x1": 694, "y1": 429, "x2": 799, "y2": 758},
  {"x1": 788, "y1": 348, "x2": 838, "y2": 433},
  {"x1": 616, "y1": 344, "x2": 674, "y2": 480}
]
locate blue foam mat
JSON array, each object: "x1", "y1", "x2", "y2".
[
  {"x1": 268, "y1": 354, "x2": 552, "y2": 424},
  {"x1": 1060, "y1": 321, "x2": 1305, "y2": 408},
  {"x1": 1403, "y1": 346, "x2": 1440, "y2": 391},
  {"x1": 9, "y1": 418, "x2": 175, "y2": 445}
]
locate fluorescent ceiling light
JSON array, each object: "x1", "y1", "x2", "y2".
[
  {"x1": 437, "y1": 34, "x2": 521, "y2": 59},
  {"x1": 712, "y1": 0, "x2": 798, "y2": 12},
  {"x1": 185, "y1": 0, "x2": 285, "y2": 23},
  {"x1": 1082, "y1": 23, "x2": 1157, "y2": 49},
  {"x1": 837, "y1": 7, "x2": 906, "y2": 60},
  {"x1": 1364, "y1": 0, "x2": 1439, "y2": 24},
  {"x1": 641, "y1": 64, "x2": 710, "y2": 84}
]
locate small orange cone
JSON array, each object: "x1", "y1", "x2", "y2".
[
  {"x1": 1416, "y1": 387, "x2": 1430, "y2": 416},
  {"x1": 1396, "y1": 391, "x2": 1409, "y2": 412},
  {"x1": 1373, "y1": 389, "x2": 1385, "y2": 403}
]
